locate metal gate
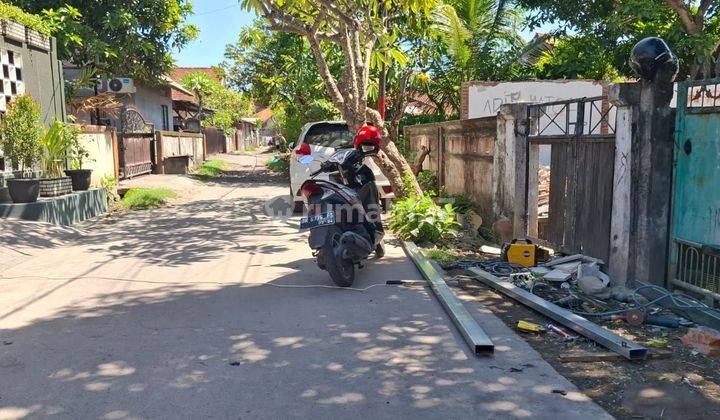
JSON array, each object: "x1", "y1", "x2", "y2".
[
  {"x1": 119, "y1": 108, "x2": 155, "y2": 179},
  {"x1": 670, "y1": 78, "x2": 720, "y2": 301},
  {"x1": 526, "y1": 96, "x2": 617, "y2": 262}
]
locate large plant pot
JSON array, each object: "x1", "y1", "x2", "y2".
[
  {"x1": 65, "y1": 169, "x2": 93, "y2": 191},
  {"x1": 7, "y1": 179, "x2": 40, "y2": 203},
  {"x1": 39, "y1": 176, "x2": 73, "y2": 198}
]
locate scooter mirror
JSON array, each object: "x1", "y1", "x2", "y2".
[{"x1": 298, "y1": 155, "x2": 315, "y2": 165}]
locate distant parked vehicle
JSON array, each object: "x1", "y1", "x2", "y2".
[{"x1": 289, "y1": 121, "x2": 394, "y2": 212}]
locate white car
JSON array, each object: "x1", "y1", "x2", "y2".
[{"x1": 289, "y1": 121, "x2": 395, "y2": 211}]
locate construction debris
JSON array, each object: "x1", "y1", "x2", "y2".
[
  {"x1": 543, "y1": 269, "x2": 572, "y2": 283},
  {"x1": 470, "y1": 267, "x2": 648, "y2": 360},
  {"x1": 558, "y1": 350, "x2": 672, "y2": 363},
  {"x1": 681, "y1": 327, "x2": 720, "y2": 356},
  {"x1": 517, "y1": 320, "x2": 546, "y2": 333}
]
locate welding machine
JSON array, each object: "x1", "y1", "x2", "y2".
[{"x1": 501, "y1": 238, "x2": 539, "y2": 267}]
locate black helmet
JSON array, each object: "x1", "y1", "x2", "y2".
[{"x1": 629, "y1": 37, "x2": 679, "y2": 82}]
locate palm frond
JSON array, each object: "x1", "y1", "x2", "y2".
[{"x1": 431, "y1": 4, "x2": 472, "y2": 66}]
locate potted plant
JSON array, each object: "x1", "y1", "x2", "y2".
[
  {"x1": 65, "y1": 124, "x2": 93, "y2": 191},
  {"x1": 0, "y1": 95, "x2": 43, "y2": 203},
  {"x1": 38, "y1": 119, "x2": 74, "y2": 197}
]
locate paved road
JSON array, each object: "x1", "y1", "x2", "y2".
[{"x1": 0, "y1": 153, "x2": 610, "y2": 419}]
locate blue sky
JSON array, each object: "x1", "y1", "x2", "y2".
[
  {"x1": 173, "y1": 2, "x2": 557, "y2": 68},
  {"x1": 174, "y1": 1, "x2": 256, "y2": 68}
]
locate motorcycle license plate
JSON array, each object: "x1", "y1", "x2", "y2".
[{"x1": 300, "y1": 211, "x2": 336, "y2": 230}]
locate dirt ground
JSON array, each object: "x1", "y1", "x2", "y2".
[{"x1": 444, "y1": 268, "x2": 720, "y2": 420}]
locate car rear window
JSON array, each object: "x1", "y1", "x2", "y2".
[{"x1": 304, "y1": 123, "x2": 353, "y2": 148}]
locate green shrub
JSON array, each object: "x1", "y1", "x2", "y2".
[
  {"x1": 0, "y1": 95, "x2": 43, "y2": 173},
  {"x1": 417, "y1": 170, "x2": 438, "y2": 194},
  {"x1": 101, "y1": 176, "x2": 119, "y2": 203},
  {"x1": 0, "y1": 3, "x2": 52, "y2": 35},
  {"x1": 121, "y1": 188, "x2": 175, "y2": 210},
  {"x1": 389, "y1": 187, "x2": 460, "y2": 244},
  {"x1": 194, "y1": 159, "x2": 225, "y2": 177},
  {"x1": 443, "y1": 193, "x2": 480, "y2": 215},
  {"x1": 265, "y1": 154, "x2": 290, "y2": 174}
]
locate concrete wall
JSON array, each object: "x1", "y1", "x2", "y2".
[
  {"x1": 0, "y1": 28, "x2": 65, "y2": 126},
  {"x1": 76, "y1": 125, "x2": 118, "y2": 186},
  {"x1": 0, "y1": 24, "x2": 66, "y2": 173},
  {"x1": 404, "y1": 117, "x2": 497, "y2": 222}
]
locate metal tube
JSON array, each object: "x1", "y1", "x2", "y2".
[
  {"x1": 403, "y1": 242, "x2": 494, "y2": 355},
  {"x1": 469, "y1": 268, "x2": 648, "y2": 360}
]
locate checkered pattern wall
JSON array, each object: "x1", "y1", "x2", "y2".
[{"x1": 0, "y1": 49, "x2": 25, "y2": 112}]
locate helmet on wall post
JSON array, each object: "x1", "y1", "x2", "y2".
[
  {"x1": 353, "y1": 124, "x2": 382, "y2": 155},
  {"x1": 629, "y1": 37, "x2": 679, "y2": 83}
]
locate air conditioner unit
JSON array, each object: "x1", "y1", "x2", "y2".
[{"x1": 98, "y1": 77, "x2": 136, "y2": 94}]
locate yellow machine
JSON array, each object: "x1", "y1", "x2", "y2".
[{"x1": 502, "y1": 239, "x2": 538, "y2": 267}]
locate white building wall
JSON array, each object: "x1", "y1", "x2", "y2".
[{"x1": 463, "y1": 80, "x2": 607, "y2": 119}]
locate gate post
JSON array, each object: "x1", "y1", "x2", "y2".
[
  {"x1": 607, "y1": 78, "x2": 675, "y2": 286},
  {"x1": 494, "y1": 103, "x2": 530, "y2": 239}
]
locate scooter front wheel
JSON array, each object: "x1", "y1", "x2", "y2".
[{"x1": 323, "y1": 227, "x2": 355, "y2": 287}]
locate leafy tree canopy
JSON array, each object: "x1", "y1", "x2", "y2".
[
  {"x1": 11, "y1": 0, "x2": 198, "y2": 83},
  {"x1": 518, "y1": 0, "x2": 720, "y2": 79},
  {"x1": 180, "y1": 71, "x2": 254, "y2": 134}
]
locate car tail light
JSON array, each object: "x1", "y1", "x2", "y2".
[
  {"x1": 382, "y1": 185, "x2": 393, "y2": 194},
  {"x1": 299, "y1": 183, "x2": 322, "y2": 199},
  {"x1": 295, "y1": 143, "x2": 311, "y2": 156}
]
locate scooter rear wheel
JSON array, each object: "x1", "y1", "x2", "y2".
[{"x1": 324, "y1": 227, "x2": 355, "y2": 287}]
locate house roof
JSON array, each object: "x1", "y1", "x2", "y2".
[
  {"x1": 255, "y1": 108, "x2": 273, "y2": 123},
  {"x1": 161, "y1": 75, "x2": 193, "y2": 97},
  {"x1": 169, "y1": 67, "x2": 222, "y2": 102}
]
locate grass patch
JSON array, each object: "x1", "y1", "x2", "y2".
[
  {"x1": 121, "y1": 188, "x2": 176, "y2": 210},
  {"x1": 424, "y1": 248, "x2": 462, "y2": 268},
  {"x1": 194, "y1": 159, "x2": 226, "y2": 177}
]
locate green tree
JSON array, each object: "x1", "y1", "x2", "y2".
[
  {"x1": 180, "y1": 72, "x2": 216, "y2": 119},
  {"x1": 518, "y1": 0, "x2": 720, "y2": 79},
  {"x1": 241, "y1": 0, "x2": 438, "y2": 197},
  {"x1": 221, "y1": 22, "x2": 339, "y2": 141},
  {"x1": 180, "y1": 71, "x2": 254, "y2": 134},
  {"x1": 12, "y1": 0, "x2": 198, "y2": 83}
]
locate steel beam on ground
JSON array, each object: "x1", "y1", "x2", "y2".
[
  {"x1": 403, "y1": 242, "x2": 494, "y2": 356},
  {"x1": 469, "y1": 267, "x2": 647, "y2": 360}
]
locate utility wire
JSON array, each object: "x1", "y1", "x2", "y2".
[{"x1": 194, "y1": 4, "x2": 239, "y2": 17}]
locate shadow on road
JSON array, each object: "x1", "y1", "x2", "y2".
[{"x1": 0, "y1": 254, "x2": 604, "y2": 419}]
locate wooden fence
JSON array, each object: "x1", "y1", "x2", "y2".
[{"x1": 154, "y1": 131, "x2": 205, "y2": 174}]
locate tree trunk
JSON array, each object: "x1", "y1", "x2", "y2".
[
  {"x1": 363, "y1": 108, "x2": 422, "y2": 197},
  {"x1": 412, "y1": 145, "x2": 431, "y2": 175}
]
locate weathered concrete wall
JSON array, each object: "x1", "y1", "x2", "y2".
[
  {"x1": 608, "y1": 79, "x2": 675, "y2": 286},
  {"x1": 494, "y1": 104, "x2": 530, "y2": 238},
  {"x1": 404, "y1": 117, "x2": 497, "y2": 222},
  {"x1": 76, "y1": 125, "x2": 118, "y2": 186}
]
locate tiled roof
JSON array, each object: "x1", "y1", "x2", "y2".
[{"x1": 255, "y1": 108, "x2": 273, "y2": 123}]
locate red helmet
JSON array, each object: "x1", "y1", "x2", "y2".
[{"x1": 353, "y1": 124, "x2": 382, "y2": 154}]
